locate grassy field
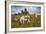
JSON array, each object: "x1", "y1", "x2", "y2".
[{"x1": 11, "y1": 14, "x2": 41, "y2": 28}]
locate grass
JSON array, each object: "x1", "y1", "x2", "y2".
[{"x1": 11, "y1": 14, "x2": 41, "y2": 28}]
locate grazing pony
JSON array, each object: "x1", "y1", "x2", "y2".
[{"x1": 20, "y1": 15, "x2": 30, "y2": 24}]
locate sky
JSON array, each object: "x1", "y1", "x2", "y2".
[{"x1": 11, "y1": 6, "x2": 41, "y2": 15}]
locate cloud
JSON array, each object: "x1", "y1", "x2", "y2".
[{"x1": 11, "y1": 6, "x2": 41, "y2": 15}]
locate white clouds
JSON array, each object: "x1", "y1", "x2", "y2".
[{"x1": 11, "y1": 6, "x2": 41, "y2": 15}]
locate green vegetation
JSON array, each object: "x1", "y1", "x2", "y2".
[{"x1": 11, "y1": 8, "x2": 41, "y2": 28}]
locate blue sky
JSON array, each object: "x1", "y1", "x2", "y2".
[{"x1": 11, "y1": 6, "x2": 41, "y2": 15}]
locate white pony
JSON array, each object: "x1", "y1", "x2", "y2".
[{"x1": 20, "y1": 15, "x2": 30, "y2": 24}]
